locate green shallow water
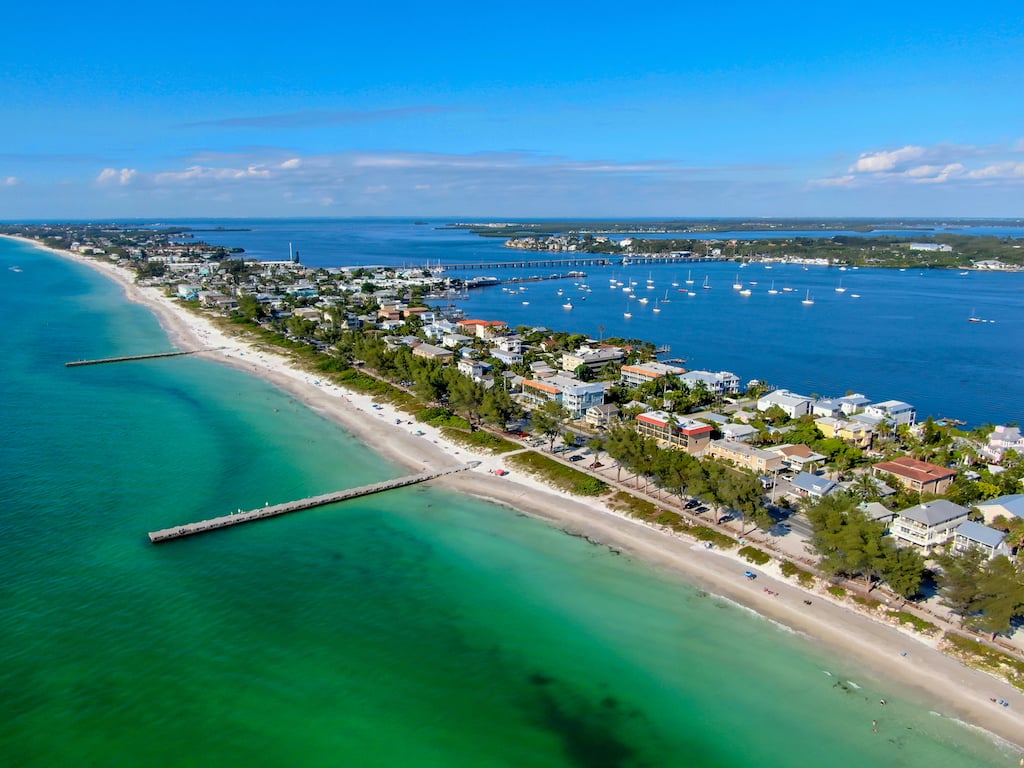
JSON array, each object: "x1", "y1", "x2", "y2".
[{"x1": 0, "y1": 239, "x2": 1018, "y2": 767}]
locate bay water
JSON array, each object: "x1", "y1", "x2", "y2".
[
  {"x1": 0, "y1": 236, "x2": 1019, "y2": 766},
  {"x1": 183, "y1": 218, "x2": 1023, "y2": 426}
]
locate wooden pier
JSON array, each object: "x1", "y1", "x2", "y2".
[
  {"x1": 148, "y1": 462, "x2": 480, "y2": 543},
  {"x1": 66, "y1": 349, "x2": 214, "y2": 367}
]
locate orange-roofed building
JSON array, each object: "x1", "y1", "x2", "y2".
[
  {"x1": 457, "y1": 319, "x2": 508, "y2": 339},
  {"x1": 872, "y1": 456, "x2": 957, "y2": 495}
]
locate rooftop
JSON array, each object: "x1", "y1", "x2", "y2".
[{"x1": 873, "y1": 456, "x2": 957, "y2": 483}]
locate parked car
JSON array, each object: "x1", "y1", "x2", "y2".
[
  {"x1": 588, "y1": 461, "x2": 604, "y2": 469},
  {"x1": 684, "y1": 499, "x2": 700, "y2": 509},
  {"x1": 569, "y1": 454, "x2": 584, "y2": 462}
]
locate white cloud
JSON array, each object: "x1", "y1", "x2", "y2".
[
  {"x1": 965, "y1": 162, "x2": 1024, "y2": 180},
  {"x1": 818, "y1": 140, "x2": 1024, "y2": 191},
  {"x1": 850, "y1": 146, "x2": 926, "y2": 173},
  {"x1": 279, "y1": 158, "x2": 302, "y2": 169},
  {"x1": 154, "y1": 164, "x2": 271, "y2": 184},
  {"x1": 96, "y1": 167, "x2": 137, "y2": 186},
  {"x1": 807, "y1": 174, "x2": 857, "y2": 188},
  {"x1": 4, "y1": 176, "x2": 18, "y2": 186}
]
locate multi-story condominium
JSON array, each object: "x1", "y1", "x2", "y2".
[
  {"x1": 707, "y1": 439, "x2": 783, "y2": 473},
  {"x1": 680, "y1": 370, "x2": 740, "y2": 396},
  {"x1": 872, "y1": 456, "x2": 956, "y2": 495},
  {"x1": 635, "y1": 410, "x2": 714, "y2": 454},
  {"x1": 561, "y1": 346, "x2": 625, "y2": 375},
  {"x1": 620, "y1": 362, "x2": 686, "y2": 388}
]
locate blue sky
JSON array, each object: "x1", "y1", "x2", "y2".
[{"x1": 2, "y1": 1, "x2": 1023, "y2": 218}]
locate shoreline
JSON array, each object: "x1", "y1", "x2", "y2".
[{"x1": 8, "y1": 233, "x2": 1024, "y2": 756}]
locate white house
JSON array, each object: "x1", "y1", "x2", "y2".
[
  {"x1": 951, "y1": 521, "x2": 1011, "y2": 560},
  {"x1": 983, "y1": 425, "x2": 1024, "y2": 462},
  {"x1": 756, "y1": 389, "x2": 812, "y2": 419},
  {"x1": 680, "y1": 370, "x2": 740, "y2": 395},
  {"x1": 891, "y1": 500, "x2": 970, "y2": 550},
  {"x1": 864, "y1": 399, "x2": 916, "y2": 426}
]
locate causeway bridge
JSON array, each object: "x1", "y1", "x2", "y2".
[
  {"x1": 436, "y1": 253, "x2": 723, "y2": 271},
  {"x1": 148, "y1": 462, "x2": 479, "y2": 543}
]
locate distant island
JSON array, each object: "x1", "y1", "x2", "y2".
[{"x1": 442, "y1": 219, "x2": 1024, "y2": 270}]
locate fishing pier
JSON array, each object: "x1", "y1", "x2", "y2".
[
  {"x1": 66, "y1": 349, "x2": 217, "y2": 367},
  {"x1": 148, "y1": 462, "x2": 479, "y2": 543}
]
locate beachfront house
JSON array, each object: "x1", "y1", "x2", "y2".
[
  {"x1": 756, "y1": 389, "x2": 812, "y2": 418},
  {"x1": 522, "y1": 375, "x2": 606, "y2": 420},
  {"x1": 836, "y1": 393, "x2": 872, "y2": 415},
  {"x1": 890, "y1": 500, "x2": 971, "y2": 550},
  {"x1": 680, "y1": 370, "x2": 740, "y2": 396},
  {"x1": 951, "y1": 521, "x2": 1012, "y2": 560},
  {"x1": 982, "y1": 425, "x2": 1024, "y2": 462},
  {"x1": 872, "y1": 456, "x2": 957, "y2": 495},
  {"x1": 864, "y1": 399, "x2": 917, "y2": 427},
  {"x1": 635, "y1": 411, "x2": 714, "y2": 455}
]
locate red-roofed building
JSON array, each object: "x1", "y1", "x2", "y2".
[
  {"x1": 872, "y1": 456, "x2": 957, "y2": 495},
  {"x1": 636, "y1": 410, "x2": 714, "y2": 454},
  {"x1": 457, "y1": 319, "x2": 508, "y2": 339}
]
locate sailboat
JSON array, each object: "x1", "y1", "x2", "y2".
[
  {"x1": 652, "y1": 299, "x2": 661, "y2": 313},
  {"x1": 733, "y1": 274, "x2": 743, "y2": 290},
  {"x1": 638, "y1": 296, "x2": 649, "y2": 305},
  {"x1": 739, "y1": 287, "x2": 752, "y2": 296},
  {"x1": 835, "y1": 280, "x2": 847, "y2": 294},
  {"x1": 968, "y1": 309, "x2": 981, "y2": 323},
  {"x1": 623, "y1": 304, "x2": 632, "y2": 318},
  {"x1": 801, "y1": 290, "x2": 815, "y2": 306},
  {"x1": 685, "y1": 270, "x2": 694, "y2": 285},
  {"x1": 702, "y1": 275, "x2": 711, "y2": 290},
  {"x1": 563, "y1": 299, "x2": 573, "y2": 310},
  {"x1": 662, "y1": 289, "x2": 671, "y2": 303},
  {"x1": 767, "y1": 280, "x2": 779, "y2": 295},
  {"x1": 671, "y1": 277, "x2": 679, "y2": 287}
]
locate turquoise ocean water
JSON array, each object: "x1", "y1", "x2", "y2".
[{"x1": 1, "y1": 237, "x2": 1019, "y2": 766}]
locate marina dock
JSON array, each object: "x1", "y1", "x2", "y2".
[{"x1": 148, "y1": 462, "x2": 480, "y2": 543}]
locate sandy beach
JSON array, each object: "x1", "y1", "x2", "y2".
[{"x1": 10, "y1": 234, "x2": 1024, "y2": 755}]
